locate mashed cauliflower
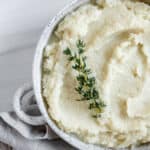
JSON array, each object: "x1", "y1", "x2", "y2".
[{"x1": 42, "y1": 0, "x2": 150, "y2": 148}]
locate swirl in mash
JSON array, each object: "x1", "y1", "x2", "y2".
[{"x1": 42, "y1": 0, "x2": 150, "y2": 148}]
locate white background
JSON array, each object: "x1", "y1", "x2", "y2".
[{"x1": 0, "y1": 0, "x2": 71, "y2": 112}]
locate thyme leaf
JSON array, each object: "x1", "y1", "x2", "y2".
[{"x1": 63, "y1": 40, "x2": 106, "y2": 117}]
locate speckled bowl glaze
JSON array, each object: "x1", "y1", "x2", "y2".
[{"x1": 14, "y1": 0, "x2": 150, "y2": 149}]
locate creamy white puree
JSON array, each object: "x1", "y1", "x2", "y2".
[{"x1": 42, "y1": 0, "x2": 150, "y2": 148}]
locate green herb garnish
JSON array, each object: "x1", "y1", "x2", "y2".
[{"x1": 63, "y1": 40, "x2": 106, "y2": 117}]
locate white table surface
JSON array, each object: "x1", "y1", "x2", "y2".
[
  {"x1": 0, "y1": 0, "x2": 71, "y2": 112},
  {"x1": 0, "y1": 0, "x2": 75, "y2": 149}
]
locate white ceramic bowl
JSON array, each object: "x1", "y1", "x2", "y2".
[
  {"x1": 33, "y1": 1, "x2": 106, "y2": 149},
  {"x1": 13, "y1": 0, "x2": 150, "y2": 149}
]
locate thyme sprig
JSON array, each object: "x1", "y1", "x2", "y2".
[{"x1": 63, "y1": 40, "x2": 106, "y2": 117}]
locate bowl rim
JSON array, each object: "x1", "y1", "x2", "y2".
[
  {"x1": 32, "y1": 0, "x2": 150, "y2": 149},
  {"x1": 33, "y1": 0, "x2": 106, "y2": 150}
]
